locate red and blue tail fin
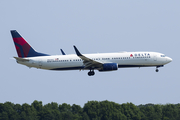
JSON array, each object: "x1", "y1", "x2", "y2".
[{"x1": 11, "y1": 30, "x2": 49, "y2": 58}]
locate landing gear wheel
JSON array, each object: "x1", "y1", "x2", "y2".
[
  {"x1": 92, "y1": 71, "x2": 95, "y2": 75},
  {"x1": 88, "y1": 72, "x2": 91, "y2": 76},
  {"x1": 88, "y1": 70, "x2": 95, "y2": 76},
  {"x1": 156, "y1": 69, "x2": 159, "y2": 72}
]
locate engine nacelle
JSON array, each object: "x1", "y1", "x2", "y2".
[{"x1": 99, "y1": 63, "x2": 118, "y2": 71}]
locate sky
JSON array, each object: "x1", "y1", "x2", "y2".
[{"x1": 1, "y1": 0, "x2": 180, "y2": 107}]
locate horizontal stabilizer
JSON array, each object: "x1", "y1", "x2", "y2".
[
  {"x1": 14, "y1": 57, "x2": 29, "y2": 62},
  {"x1": 60, "y1": 49, "x2": 66, "y2": 55}
]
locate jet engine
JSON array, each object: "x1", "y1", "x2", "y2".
[{"x1": 99, "y1": 63, "x2": 118, "y2": 71}]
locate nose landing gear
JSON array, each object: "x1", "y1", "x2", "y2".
[
  {"x1": 88, "y1": 69, "x2": 95, "y2": 76},
  {"x1": 155, "y1": 65, "x2": 163, "y2": 72}
]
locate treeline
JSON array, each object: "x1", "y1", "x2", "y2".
[{"x1": 0, "y1": 100, "x2": 180, "y2": 120}]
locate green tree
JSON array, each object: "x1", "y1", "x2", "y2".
[
  {"x1": 21, "y1": 103, "x2": 38, "y2": 120},
  {"x1": 61, "y1": 111, "x2": 73, "y2": 120},
  {"x1": 176, "y1": 104, "x2": 180, "y2": 119},
  {"x1": 59, "y1": 103, "x2": 74, "y2": 120},
  {"x1": 82, "y1": 112, "x2": 90, "y2": 120},
  {"x1": 59, "y1": 103, "x2": 72, "y2": 112},
  {"x1": 153, "y1": 105, "x2": 162, "y2": 120},
  {"x1": 1, "y1": 100, "x2": 180, "y2": 120},
  {"x1": 72, "y1": 104, "x2": 83, "y2": 120},
  {"x1": 162, "y1": 104, "x2": 178, "y2": 120},
  {"x1": 31, "y1": 100, "x2": 43, "y2": 112},
  {"x1": 43, "y1": 102, "x2": 61, "y2": 120},
  {"x1": 121, "y1": 102, "x2": 141, "y2": 120},
  {"x1": 2, "y1": 102, "x2": 21, "y2": 120},
  {"x1": 83, "y1": 101, "x2": 100, "y2": 119},
  {"x1": 40, "y1": 108, "x2": 55, "y2": 120},
  {"x1": 0, "y1": 112, "x2": 9, "y2": 120}
]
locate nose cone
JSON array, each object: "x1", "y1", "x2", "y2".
[{"x1": 166, "y1": 57, "x2": 172, "y2": 63}]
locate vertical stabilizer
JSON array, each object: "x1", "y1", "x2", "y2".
[{"x1": 11, "y1": 30, "x2": 49, "y2": 58}]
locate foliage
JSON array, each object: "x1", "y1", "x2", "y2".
[{"x1": 0, "y1": 100, "x2": 179, "y2": 120}]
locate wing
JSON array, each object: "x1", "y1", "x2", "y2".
[{"x1": 73, "y1": 46, "x2": 103, "y2": 69}]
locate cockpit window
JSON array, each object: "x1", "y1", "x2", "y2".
[{"x1": 161, "y1": 55, "x2": 166, "y2": 57}]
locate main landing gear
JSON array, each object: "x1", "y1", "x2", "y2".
[
  {"x1": 156, "y1": 68, "x2": 159, "y2": 72},
  {"x1": 88, "y1": 69, "x2": 95, "y2": 76}
]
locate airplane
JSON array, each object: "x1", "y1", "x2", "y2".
[{"x1": 11, "y1": 30, "x2": 172, "y2": 76}]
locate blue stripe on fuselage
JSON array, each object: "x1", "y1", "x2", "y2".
[{"x1": 50, "y1": 66, "x2": 85, "y2": 70}]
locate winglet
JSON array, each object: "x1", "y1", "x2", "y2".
[
  {"x1": 73, "y1": 46, "x2": 82, "y2": 56},
  {"x1": 60, "y1": 49, "x2": 66, "y2": 55}
]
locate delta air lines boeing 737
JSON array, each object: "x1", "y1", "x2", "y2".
[{"x1": 11, "y1": 30, "x2": 172, "y2": 76}]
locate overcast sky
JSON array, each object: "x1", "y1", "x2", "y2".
[{"x1": 1, "y1": 0, "x2": 179, "y2": 107}]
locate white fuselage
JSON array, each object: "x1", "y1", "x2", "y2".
[{"x1": 16, "y1": 51, "x2": 172, "y2": 71}]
